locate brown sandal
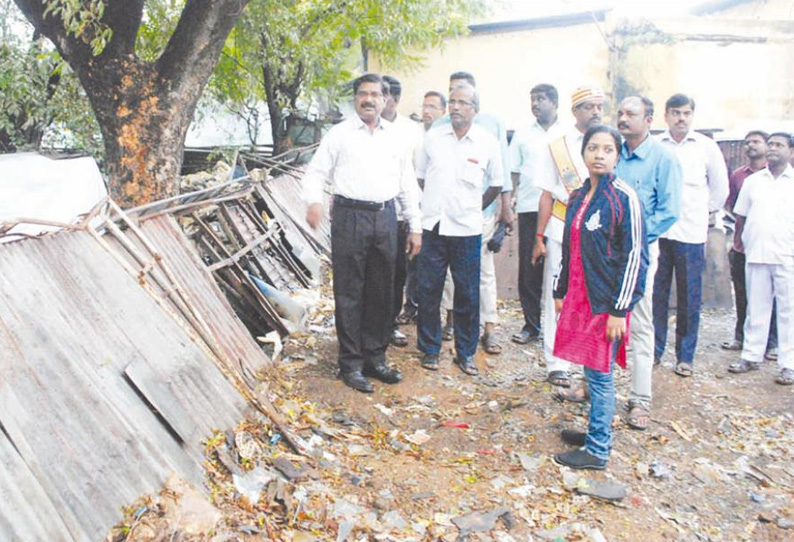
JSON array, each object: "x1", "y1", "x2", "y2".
[
  {"x1": 625, "y1": 405, "x2": 649, "y2": 430},
  {"x1": 554, "y1": 382, "x2": 589, "y2": 403},
  {"x1": 480, "y1": 333, "x2": 502, "y2": 355}
]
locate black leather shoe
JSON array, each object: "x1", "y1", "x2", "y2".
[
  {"x1": 554, "y1": 449, "x2": 607, "y2": 470},
  {"x1": 420, "y1": 353, "x2": 440, "y2": 371},
  {"x1": 363, "y1": 363, "x2": 403, "y2": 384},
  {"x1": 340, "y1": 371, "x2": 374, "y2": 393},
  {"x1": 561, "y1": 429, "x2": 586, "y2": 447},
  {"x1": 454, "y1": 355, "x2": 479, "y2": 376}
]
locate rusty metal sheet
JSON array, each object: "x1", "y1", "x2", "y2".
[
  {"x1": 0, "y1": 230, "x2": 246, "y2": 541},
  {"x1": 220, "y1": 201, "x2": 298, "y2": 291},
  {"x1": 259, "y1": 171, "x2": 331, "y2": 256},
  {"x1": 139, "y1": 215, "x2": 272, "y2": 384}
]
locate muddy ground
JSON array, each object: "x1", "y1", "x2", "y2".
[{"x1": 111, "y1": 298, "x2": 794, "y2": 542}]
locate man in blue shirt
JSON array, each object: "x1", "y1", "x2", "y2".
[{"x1": 615, "y1": 96, "x2": 682, "y2": 430}]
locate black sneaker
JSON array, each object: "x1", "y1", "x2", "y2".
[{"x1": 554, "y1": 449, "x2": 607, "y2": 470}]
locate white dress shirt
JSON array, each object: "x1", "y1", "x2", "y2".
[
  {"x1": 417, "y1": 123, "x2": 503, "y2": 237},
  {"x1": 657, "y1": 130, "x2": 729, "y2": 244},
  {"x1": 301, "y1": 115, "x2": 421, "y2": 232},
  {"x1": 384, "y1": 114, "x2": 424, "y2": 220},
  {"x1": 534, "y1": 127, "x2": 588, "y2": 243},
  {"x1": 734, "y1": 165, "x2": 794, "y2": 265},
  {"x1": 510, "y1": 119, "x2": 565, "y2": 213}
]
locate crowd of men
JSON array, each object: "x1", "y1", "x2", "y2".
[{"x1": 300, "y1": 72, "x2": 794, "y2": 414}]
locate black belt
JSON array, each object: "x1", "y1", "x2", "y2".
[{"x1": 333, "y1": 195, "x2": 394, "y2": 211}]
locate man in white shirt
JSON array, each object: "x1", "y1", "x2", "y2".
[
  {"x1": 509, "y1": 83, "x2": 563, "y2": 345},
  {"x1": 416, "y1": 82, "x2": 503, "y2": 376},
  {"x1": 382, "y1": 75, "x2": 424, "y2": 348},
  {"x1": 728, "y1": 132, "x2": 794, "y2": 386},
  {"x1": 437, "y1": 71, "x2": 513, "y2": 356},
  {"x1": 532, "y1": 85, "x2": 604, "y2": 390},
  {"x1": 654, "y1": 94, "x2": 729, "y2": 377},
  {"x1": 302, "y1": 73, "x2": 421, "y2": 393}
]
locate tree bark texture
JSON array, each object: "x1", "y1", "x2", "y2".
[{"x1": 13, "y1": 0, "x2": 250, "y2": 207}]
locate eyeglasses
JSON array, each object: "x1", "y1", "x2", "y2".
[
  {"x1": 448, "y1": 99, "x2": 474, "y2": 108},
  {"x1": 421, "y1": 104, "x2": 443, "y2": 111},
  {"x1": 355, "y1": 90, "x2": 383, "y2": 99}
]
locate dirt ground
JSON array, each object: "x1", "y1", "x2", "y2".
[{"x1": 110, "y1": 297, "x2": 794, "y2": 542}]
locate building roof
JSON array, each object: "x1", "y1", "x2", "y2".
[{"x1": 469, "y1": 9, "x2": 610, "y2": 34}]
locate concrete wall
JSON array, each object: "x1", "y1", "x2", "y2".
[
  {"x1": 372, "y1": 5, "x2": 794, "y2": 135},
  {"x1": 369, "y1": 22, "x2": 610, "y2": 131},
  {"x1": 609, "y1": 16, "x2": 794, "y2": 132}
]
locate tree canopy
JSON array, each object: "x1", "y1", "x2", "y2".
[
  {"x1": 209, "y1": 0, "x2": 486, "y2": 154},
  {"x1": 12, "y1": 0, "x2": 251, "y2": 207}
]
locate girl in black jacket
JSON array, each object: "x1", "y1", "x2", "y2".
[{"x1": 552, "y1": 125, "x2": 648, "y2": 470}]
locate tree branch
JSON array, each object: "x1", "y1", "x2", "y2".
[
  {"x1": 100, "y1": 0, "x2": 145, "y2": 58},
  {"x1": 156, "y1": 0, "x2": 251, "y2": 91}
]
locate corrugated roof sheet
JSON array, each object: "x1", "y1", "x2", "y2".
[
  {"x1": 258, "y1": 171, "x2": 331, "y2": 256},
  {"x1": 139, "y1": 215, "x2": 271, "y2": 386},
  {"x1": 0, "y1": 229, "x2": 251, "y2": 541}
]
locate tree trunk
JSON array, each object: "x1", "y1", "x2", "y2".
[
  {"x1": 13, "y1": 0, "x2": 251, "y2": 208},
  {"x1": 262, "y1": 52, "x2": 290, "y2": 157},
  {"x1": 82, "y1": 57, "x2": 196, "y2": 205}
]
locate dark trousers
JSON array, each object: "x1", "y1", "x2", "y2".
[
  {"x1": 653, "y1": 239, "x2": 704, "y2": 363},
  {"x1": 392, "y1": 221, "x2": 408, "y2": 328},
  {"x1": 403, "y1": 255, "x2": 418, "y2": 316},
  {"x1": 417, "y1": 224, "x2": 481, "y2": 358},
  {"x1": 517, "y1": 212, "x2": 544, "y2": 334},
  {"x1": 729, "y1": 249, "x2": 778, "y2": 348},
  {"x1": 331, "y1": 202, "x2": 397, "y2": 374}
]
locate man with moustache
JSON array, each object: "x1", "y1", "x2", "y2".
[
  {"x1": 532, "y1": 85, "x2": 605, "y2": 389},
  {"x1": 509, "y1": 84, "x2": 564, "y2": 345},
  {"x1": 397, "y1": 90, "x2": 448, "y2": 325},
  {"x1": 728, "y1": 133, "x2": 794, "y2": 386},
  {"x1": 721, "y1": 131, "x2": 778, "y2": 360},
  {"x1": 654, "y1": 94, "x2": 729, "y2": 377},
  {"x1": 613, "y1": 96, "x2": 682, "y2": 429},
  {"x1": 416, "y1": 82, "x2": 503, "y2": 376},
  {"x1": 421, "y1": 91, "x2": 447, "y2": 131},
  {"x1": 382, "y1": 75, "x2": 424, "y2": 348},
  {"x1": 302, "y1": 73, "x2": 421, "y2": 393}
]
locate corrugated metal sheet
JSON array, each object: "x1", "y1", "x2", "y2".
[
  {"x1": 139, "y1": 215, "x2": 272, "y2": 385},
  {"x1": 258, "y1": 171, "x2": 331, "y2": 256},
  {"x1": 0, "y1": 230, "x2": 248, "y2": 541}
]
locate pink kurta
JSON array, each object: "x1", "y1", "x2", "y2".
[{"x1": 553, "y1": 196, "x2": 629, "y2": 373}]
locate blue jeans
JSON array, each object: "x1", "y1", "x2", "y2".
[
  {"x1": 585, "y1": 344, "x2": 618, "y2": 460},
  {"x1": 653, "y1": 239, "x2": 705, "y2": 363},
  {"x1": 417, "y1": 224, "x2": 481, "y2": 357}
]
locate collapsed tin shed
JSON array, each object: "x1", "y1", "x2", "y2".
[{"x1": 0, "y1": 155, "x2": 324, "y2": 541}]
